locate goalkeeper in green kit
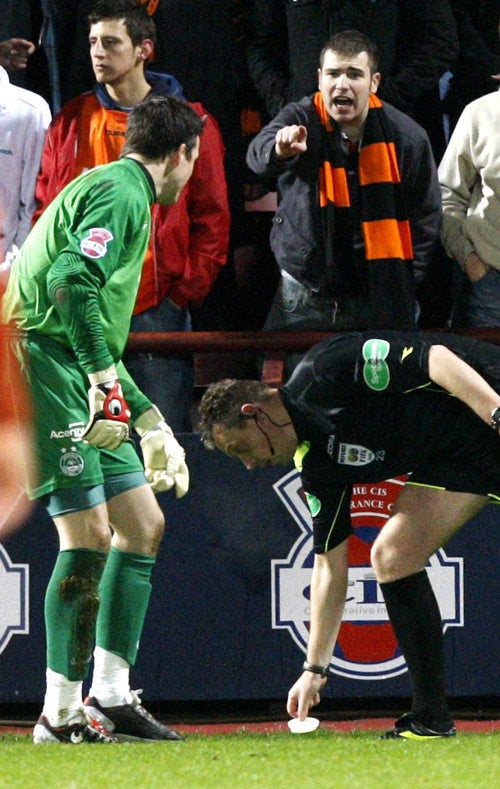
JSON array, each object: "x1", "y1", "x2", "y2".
[{"x1": 2, "y1": 96, "x2": 202, "y2": 744}]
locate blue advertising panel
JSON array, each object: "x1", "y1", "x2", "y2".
[{"x1": 0, "y1": 434, "x2": 498, "y2": 703}]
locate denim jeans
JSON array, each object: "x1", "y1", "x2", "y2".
[
  {"x1": 467, "y1": 268, "x2": 500, "y2": 328},
  {"x1": 263, "y1": 271, "x2": 377, "y2": 376},
  {"x1": 123, "y1": 298, "x2": 194, "y2": 432}
]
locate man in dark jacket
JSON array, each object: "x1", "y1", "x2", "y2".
[
  {"x1": 247, "y1": 31, "x2": 441, "y2": 371},
  {"x1": 246, "y1": 0, "x2": 458, "y2": 160}
]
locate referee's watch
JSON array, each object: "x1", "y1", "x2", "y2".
[
  {"x1": 302, "y1": 660, "x2": 330, "y2": 678},
  {"x1": 491, "y1": 407, "x2": 500, "y2": 431}
]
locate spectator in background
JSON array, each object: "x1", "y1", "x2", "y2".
[
  {"x1": 245, "y1": 0, "x2": 458, "y2": 162},
  {"x1": 0, "y1": 2, "x2": 94, "y2": 116},
  {"x1": 35, "y1": 0, "x2": 230, "y2": 432},
  {"x1": 0, "y1": 65, "x2": 51, "y2": 289},
  {"x1": 0, "y1": 1, "x2": 37, "y2": 80},
  {"x1": 246, "y1": 31, "x2": 441, "y2": 373},
  {"x1": 0, "y1": 38, "x2": 35, "y2": 70},
  {"x1": 442, "y1": 1, "x2": 500, "y2": 136},
  {"x1": 0, "y1": 2, "x2": 52, "y2": 100},
  {"x1": 439, "y1": 87, "x2": 500, "y2": 328}
]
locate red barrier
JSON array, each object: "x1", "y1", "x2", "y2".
[
  {"x1": 127, "y1": 328, "x2": 500, "y2": 354},
  {"x1": 126, "y1": 329, "x2": 500, "y2": 386}
]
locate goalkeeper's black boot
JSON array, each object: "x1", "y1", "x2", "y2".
[
  {"x1": 84, "y1": 690, "x2": 184, "y2": 741},
  {"x1": 33, "y1": 712, "x2": 117, "y2": 743}
]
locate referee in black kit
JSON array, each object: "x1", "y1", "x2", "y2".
[{"x1": 198, "y1": 330, "x2": 500, "y2": 740}]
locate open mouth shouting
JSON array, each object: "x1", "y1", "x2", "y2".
[{"x1": 334, "y1": 96, "x2": 353, "y2": 106}]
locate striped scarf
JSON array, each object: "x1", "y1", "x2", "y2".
[{"x1": 313, "y1": 91, "x2": 417, "y2": 328}]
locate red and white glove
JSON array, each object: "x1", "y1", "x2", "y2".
[
  {"x1": 82, "y1": 365, "x2": 131, "y2": 449},
  {"x1": 134, "y1": 406, "x2": 189, "y2": 497}
]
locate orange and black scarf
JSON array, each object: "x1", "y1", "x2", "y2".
[{"x1": 313, "y1": 91, "x2": 417, "y2": 328}]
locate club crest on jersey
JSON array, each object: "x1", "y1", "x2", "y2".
[
  {"x1": 0, "y1": 544, "x2": 29, "y2": 655},
  {"x1": 80, "y1": 228, "x2": 114, "y2": 259},
  {"x1": 271, "y1": 470, "x2": 464, "y2": 680},
  {"x1": 338, "y1": 443, "x2": 382, "y2": 465},
  {"x1": 59, "y1": 447, "x2": 84, "y2": 477}
]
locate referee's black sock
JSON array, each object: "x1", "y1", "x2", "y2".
[{"x1": 379, "y1": 569, "x2": 452, "y2": 729}]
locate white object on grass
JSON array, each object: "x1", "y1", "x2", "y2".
[{"x1": 288, "y1": 717, "x2": 320, "y2": 734}]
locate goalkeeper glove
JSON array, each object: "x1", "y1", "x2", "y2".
[
  {"x1": 82, "y1": 365, "x2": 131, "y2": 449},
  {"x1": 134, "y1": 405, "x2": 189, "y2": 497}
]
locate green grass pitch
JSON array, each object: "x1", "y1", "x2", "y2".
[{"x1": 1, "y1": 729, "x2": 498, "y2": 788}]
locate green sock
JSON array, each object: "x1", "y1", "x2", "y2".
[
  {"x1": 45, "y1": 549, "x2": 106, "y2": 681},
  {"x1": 95, "y1": 547, "x2": 155, "y2": 667}
]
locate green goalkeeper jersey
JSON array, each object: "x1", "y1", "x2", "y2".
[{"x1": 2, "y1": 157, "x2": 155, "y2": 417}]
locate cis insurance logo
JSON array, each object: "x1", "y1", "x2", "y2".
[
  {"x1": 271, "y1": 470, "x2": 464, "y2": 680},
  {"x1": 0, "y1": 542, "x2": 29, "y2": 655}
]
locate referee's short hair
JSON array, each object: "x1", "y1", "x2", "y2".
[{"x1": 198, "y1": 379, "x2": 272, "y2": 449}]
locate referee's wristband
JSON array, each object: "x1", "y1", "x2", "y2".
[{"x1": 302, "y1": 660, "x2": 330, "y2": 678}]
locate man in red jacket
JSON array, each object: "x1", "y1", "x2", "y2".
[{"x1": 35, "y1": 0, "x2": 230, "y2": 431}]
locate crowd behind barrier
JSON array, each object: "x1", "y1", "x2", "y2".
[{"x1": 2, "y1": 3, "x2": 499, "y2": 345}]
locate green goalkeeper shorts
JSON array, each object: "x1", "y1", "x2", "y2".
[{"x1": 21, "y1": 334, "x2": 144, "y2": 500}]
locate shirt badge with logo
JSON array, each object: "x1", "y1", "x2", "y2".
[
  {"x1": 362, "y1": 338, "x2": 391, "y2": 391},
  {"x1": 80, "y1": 228, "x2": 114, "y2": 259},
  {"x1": 337, "y1": 443, "x2": 384, "y2": 465}
]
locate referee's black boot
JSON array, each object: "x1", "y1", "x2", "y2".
[{"x1": 380, "y1": 711, "x2": 456, "y2": 740}]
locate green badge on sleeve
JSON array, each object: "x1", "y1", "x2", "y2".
[
  {"x1": 362, "y1": 338, "x2": 390, "y2": 391},
  {"x1": 305, "y1": 492, "x2": 321, "y2": 517}
]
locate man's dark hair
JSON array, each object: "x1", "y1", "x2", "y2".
[
  {"x1": 121, "y1": 95, "x2": 203, "y2": 160},
  {"x1": 198, "y1": 379, "x2": 272, "y2": 449},
  {"x1": 320, "y1": 29, "x2": 379, "y2": 73},
  {"x1": 88, "y1": 0, "x2": 157, "y2": 50}
]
